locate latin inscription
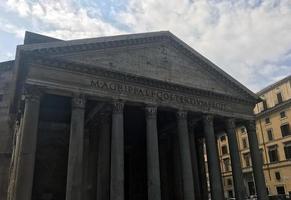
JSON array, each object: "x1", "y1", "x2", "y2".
[{"x1": 90, "y1": 80, "x2": 227, "y2": 111}]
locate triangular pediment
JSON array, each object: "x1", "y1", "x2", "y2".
[{"x1": 21, "y1": 31, "x2": 257, "y2": 101}]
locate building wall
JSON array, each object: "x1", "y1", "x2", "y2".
[
  {"x1": 216, "y1": 76, "x2": 291, "y2": 198},
  {"x1": 0, "y1": 61, "x2": 15, "y2": 200}
]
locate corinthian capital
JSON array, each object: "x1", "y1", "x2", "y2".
[
  {"x1": 202, "y1": 114, "x2": 214, "y2": 126},
  {"x1": 145, "y1": 105, "x2": 157, "y2": 119},
  {"x1": 246, "y1": 120, "x2": 256, "y2": 132},
  {"x1": 24, "y1": 85, "x2": 42, "y2": 102},
  {"x1": 177, "y1": 110, "x2": 187, "y2": 120},
  {"x1": 112, "y1": 100, "x2": 124, "y2": 114},
  {"x1": 226, "y1": 118, "x2": 236, "y2": 131},
  {"x1": 72, "y1": 94, "x2": 86, "y2": 109}
]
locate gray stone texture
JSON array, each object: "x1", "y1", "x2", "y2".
[
  {"x1": 145, "y1": 106, "x2": 161, "y2": 200},
  {"x1": 14, "y1": 89, "x2": 41, "y2": 200},
  {"x1": 226, "y1": 119, "x2": 248, "y2": 200},
  {"x1": 246, "y1": 121, "x2": 269, "y2": 200},
  {"x1": 0, "y1": 61, "x2": 16, "y2": 200},
  {"x1": 203, "y1": 115, "x2": 224, "y2": 200},
  {"x1": 177, "y1": 111, "x2": 195, "y2": 200},
  {"x1": 110, "y1": 101, "x2": 124, "y2": 200},
  {"x1": 66, "y1": 96, "x2": 86, "y2": 200}
]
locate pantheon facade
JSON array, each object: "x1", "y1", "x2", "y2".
[{"x1": 0, "y1": 31, "x2": 268, "y2": 200}]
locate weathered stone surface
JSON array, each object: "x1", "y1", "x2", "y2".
[
  {"x1": 56, "y1": 42, "x2": 245, "y2": 99},
  {"x1": 27, "y1": 64, "x2": 255, "y2": 119},
  {"x1": 0, "y1": 61, "x2": 14, "y2": 200}
]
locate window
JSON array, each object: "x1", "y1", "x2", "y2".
[
  {"x1": 227, "y1": 178, "x2": 232, "y2": 186},
  {"x1": 267, "y1": 129, "x2": 274, "y2": 141},
  {"x1": 268, "y1": 145, "x2": 279, "y2": 162},
  {"x1": 275, "y1": 171, "x2": 281, "y2": 180},
  {"x1": 276, "y1": 186, "x2": 286, "y2": 195},
  {"x1": 223, "y1": 158, "x2": 231, "y2": 172},
  {"x1": 242, "y1": 138, "x2": 248, "y2": 149},
  {"x1": 284, "y1": 142, "x2": 291, "y2": 160},
  {"x1": 221, "y1": 145, "x2": 228, "y2": 155},
  {"x1": 220, "y1": 135, "x2": 226, "y2": 142},
  {"x1": 280, "y1": 111, "x2": 286, "y2": 118},
  {"x1": 277, "y1": 92, "x2": 283, "y2": 104},
  {"x1": 228, "y1": 190, "x2": 233, "y2": 198},
  {"x1": 243, "y1": 153, "x2": 251, "y2": 167},
  {"x1": 281, "y1": 124, "x2": 290, "y2": 137},
  {"x1": 265, "y1": 117, "x2": 270, "y2": 124}
]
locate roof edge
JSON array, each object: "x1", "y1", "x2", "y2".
[
  {"x1": 18, "y1": 30, "x2": 258, "y2": 101},
  {"x1": 257, "y1": 75, "x2": 291, "y2": 96}
]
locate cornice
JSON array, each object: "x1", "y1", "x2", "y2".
[
  {"x1": 0, "y1": 60, "x2": 14, "y2": 72},
  {"x1": 257, "y1": 75, "x2": 291, "y2": 96},
  {"x1": 26, "y1": 55, "x2": 255, "y2": 106},
  {"x1": 20, "y1": 32, "x2": 256, "y2": 101},
  {"x1": 255, "y1": 99, "x2": 291, "y2": 119}
]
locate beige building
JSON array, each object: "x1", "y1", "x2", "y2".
[{"x1": 217, "y1": 75, "x2": 291, "y2": 198}]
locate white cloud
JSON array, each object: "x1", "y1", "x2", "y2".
[
  {"x1": 117, "y1": 0, "x2": 291, "y2": 91},
  {"x1": 0, "y1": 19, "x2": 26, "y2": 38},
  {"x1": 2, "y1": 0, "x2": 125, "y2": 39},
  {"x1": 0, "y1": 0, "x2": 291, "y2": 91}
]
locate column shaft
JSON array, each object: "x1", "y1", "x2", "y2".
[
  {"x1": 145, "y1": 106, "x2": 161, "y2": 200},
  {"x1": 172, "y1": 131, "x2": 183, "y2": 200},
  {"x1": 246, "y1": 120, "x2": 268, "y2": 200},
  {"x1": 189, "y1": 131, "x2": 202, "y2": 200},
  {"x1": 96, "y1": 115, "x2": 111, "y2": 200},
  {"x1": 177, "y1": 111, "x2": 195, "y2": 200},
  {"x1": 66, "y1": 95, "x2": 86, "y2": 200},
  {"x1": 226, "y1": 119, "x2": 247, "y2": 200},
  {"x1": 110, "y1": 101, "x2": 124, "y2": 200},
  {"x1": 14, "y1": 90, "x2": 41, "y2": 200},
  {"x1": 203, "y1": 115, "x2": 224, "y2": 200}
]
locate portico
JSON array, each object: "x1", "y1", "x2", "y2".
[{"x1": 8, "y1": 31, "x2": 268, "y2": 200}]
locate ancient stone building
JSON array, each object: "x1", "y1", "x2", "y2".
[{"x1": 1, "y1": 31, "x2": 268, "y2": 200}]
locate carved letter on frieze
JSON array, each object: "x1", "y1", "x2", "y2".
[{"x1": 90, "y1": 79, "x2": 228, "y2": 112}]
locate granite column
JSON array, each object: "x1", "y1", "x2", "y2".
[
  {"x1": 145, "y1": 106, "x2": 161, "y2": 200},
  {"x1": 203, "y1": 115, "x2": 224, "y2": 200},
  {"x1": 189, "y1": 129, "x2": 202, "y2": 200},
  {"x1": 226, "y1": 118, "x2": 247, "y2": 200},
  {"x1": 246, "y1": 120, "x2": 268, "y2": 200},
  {"x1": 96, "y1": 115, "x2": 111, "y2": 200},
  {"x1": 177, "y1": 110, "x2": 195, "y2": 200},
  {"x1": 14, "y1": 88, "x2": 41, "y2": 200},
  {"x1": 110, "y1": 101, "x2": 124, "y2": 200},
  {"x1": 66, "y1": 95, "x2": 86, "y2": 200}
]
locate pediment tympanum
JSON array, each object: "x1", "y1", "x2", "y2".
[
  {"x1": 53, "y1": 41, "x2": 247, "y2": 100},
  {"x1": 22, "y1": 31, "x2": 257, "y2": 102}
]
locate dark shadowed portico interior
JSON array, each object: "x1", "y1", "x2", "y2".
[
  {"x1": 31, "y1": 95, "x2": 194, "y2": 200},
  {"x1": 29, "y1": 93, "x2": 242, "y2": 200}
]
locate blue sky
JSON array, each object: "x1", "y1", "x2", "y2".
[{"x1": 0, "y1": 0, "x2": 291, "y2": 92}]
